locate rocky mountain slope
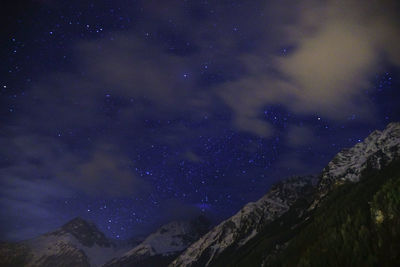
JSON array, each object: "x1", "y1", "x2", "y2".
[
  {"x1": 104, "y1": 216, "x2": 209, "y2": 267},
  {"x1": 318, "y1": 122, "x2": 400, "y2": 197},
  {"x1": 205, "y1": 156, "x2": 400, "y2": 267},
  {"x1": 171, "y1": 122, "x2": 400, "y2": 267},
  {"x1": 0, "y1": 217, "x2": 129, "y2": 267},
  {"x1": 170, "y1": 175, "x2": 317, "y2": 267},
  {"x1": 0, "y1": 216, "x2": 209, "y2": 267}
]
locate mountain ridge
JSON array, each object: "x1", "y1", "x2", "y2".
[
  {"x1": 319, "y1": 122, "x2": 400, "y2": 194},
  {"x1": 170, "y1": 122, "x2": 400, "y2": 267},
  {"x1": 1, "y1": 122, "x2": 399, "y2": 267},
  {"x1": 104, "y1": 215, "x2": 210, "y2": 267},
  {"x1": 0, "y1": 216, "x2": 209, "y2": 267},
  {"x1": 169, "y1": 175, "x2": 316, "y2": 267}
]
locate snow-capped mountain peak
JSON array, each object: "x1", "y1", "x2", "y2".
[
  {"x1": 319, "y1": 122, "x2": 400, "y2": 196},
  {"x1": 104, "y1": 216, "x2": 210, "y2": 267},
  {"x1": 128, "y1": 220, "x2": 203, "y2": 257},
  {"x1": 18, "y1": 217, "x2": 129, "y2": 267},
  {"x1": 52, "y1": 217, "x2": 112, "y2": 248}
]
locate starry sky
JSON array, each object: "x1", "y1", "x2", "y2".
[{"x1": 1, "y1": 0, "x2": 400, "y2": 241}]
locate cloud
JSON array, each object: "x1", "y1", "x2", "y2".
[
  {"x1": 60, "y1": 144, "x2": 150, "y2": 197},
  {"x1": 279, "y1": 22, "x2": 374, "y2": 116},
  {"x1": 158, "y1": 199, "x2": 204, "y2": 224},
  {"x1": 0, "y1": 176, "x2": 71, "y2": 240},
  {"x1": 273, "y1": 150, "x2": 322, "y2": 177},
  {"x1": 0, "y1": 132, "x2": 150, "y2": 239},
  {"x1": 286, "y1": 125, "x2": 315, "y2": 147},
  {"x1": 11, "y1": 1, "x2": 400, "y2": 142},
  {"x1": 184, "y1": 151, "x2": 202, "y2": 163},
  {"x1": 2, "y1": 0, "x2": 398, "y2": 240},
  {"x1": 276, "y1": 0, "x2": 400, "y2": 117},
  {"x1": 76, "y1": 34, "x2": 211, "y2": 113},
  {"x1": 218, "y1": 0, "x2": 400, "y2": 136},
  {"x1": 1, "y1": 132, "x2": 150, "y2": 198}
]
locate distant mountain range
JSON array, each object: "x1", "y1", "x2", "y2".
[
  {"x1": 1, "y1": 122, "x2": 400, "y2": 266},
  {"x1": 0, "y1": 216, "x2": 210, "y2": 267},
  {"x1": 105, "y1": 216, "x2": 209, "y2": 267}
]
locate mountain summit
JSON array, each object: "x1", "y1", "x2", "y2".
[
  {"x1": 0, "y1": 217, "x2": 127, "y2": 267},
  {"x1": 319, "y1": 122, "x2": 400, "y2": 196},
  {"x1": 53, "y1": 217, "x2": 112, "y2": 248},
  {"x1": 104, "y1": 216, "x2": 210, "y2": 267}
]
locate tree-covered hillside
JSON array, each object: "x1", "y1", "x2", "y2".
[{"x1": 209, "y1": 159, "x2": 400, "y2": 267}]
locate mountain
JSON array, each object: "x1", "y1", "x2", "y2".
[
  {"x1": 104, "y1": 216, "x2": 210, "y2": 267},
  {"x1": 0, "y1": 217, "x2": 131, "y2": 267},
  {"x1": 169, "y1": 176, "x2": 316, "y2": 267},
  {"x1": 2, "y1": 122, "x2": 399, "y2": 267},
  {"x1": 318, "y1": 122, "x2": 400, "y2": 198},
  {"x1": 170, "y1": 122, "x2": 400, "y2": 267},
  {"x1": 0, "y1": 216, "x2": 209, "y2": 267}
]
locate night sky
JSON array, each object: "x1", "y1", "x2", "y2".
[{"x1": 1, "y1": 0, "x2": 400, "y2": 241}]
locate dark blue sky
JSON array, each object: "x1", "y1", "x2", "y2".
[{"x1": 1, "y1": 0, "x2": 400, "y2": 241}]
